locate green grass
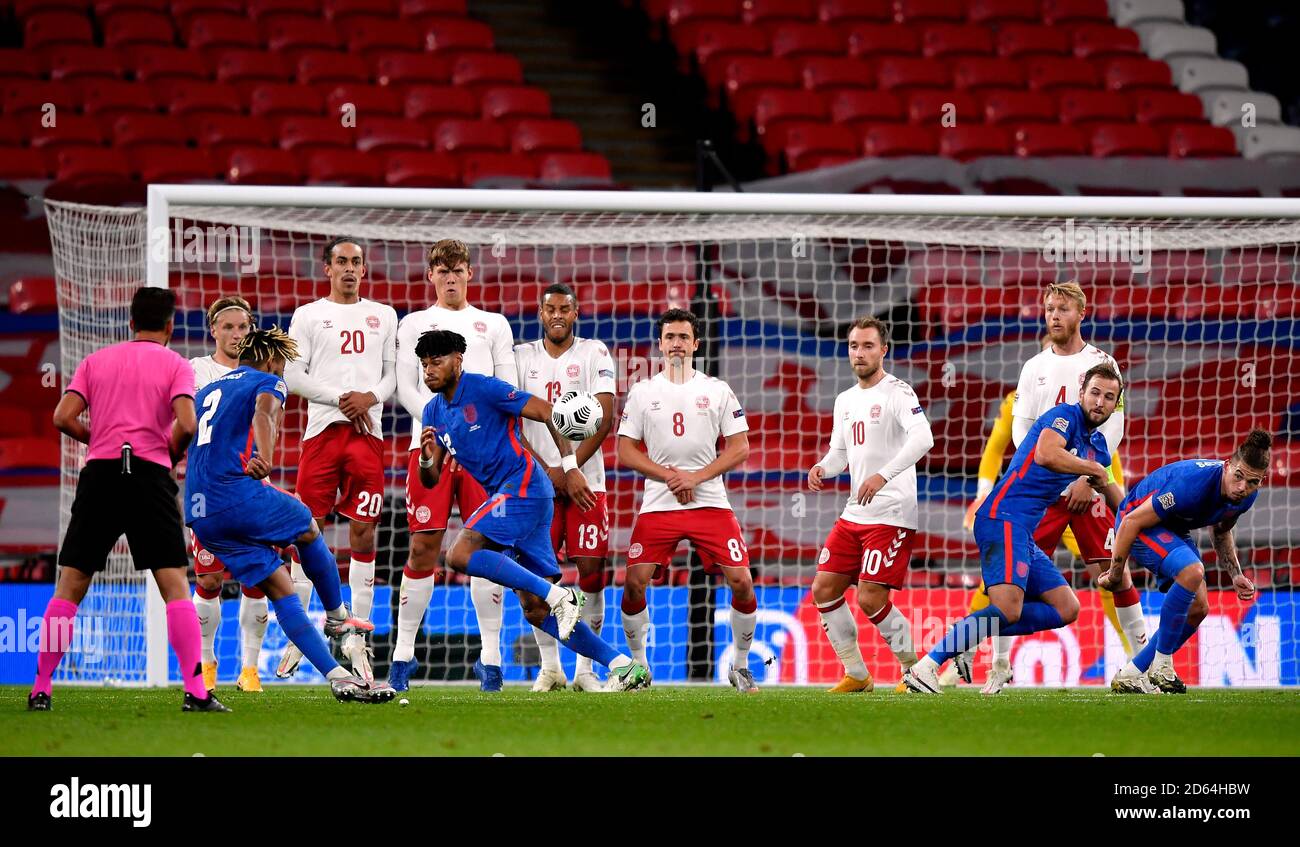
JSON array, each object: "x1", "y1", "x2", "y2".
[{"x1": 2, "y1": 685, "x2": 1297, "y2": 757}]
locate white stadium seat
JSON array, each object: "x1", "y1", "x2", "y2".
[
  {"x1": 1140, "y1": 23, "x2": 1217, "y2": 61},
  {"x1": 1231, "y1": 125, "x2": 1300, "y2": 160},
  {"x1": 1169, "y1": 57, "x2": 1249, "y2": 94},
  {"x1": 1204, "y1": 90, "x2": 1283, "y2": 128}
]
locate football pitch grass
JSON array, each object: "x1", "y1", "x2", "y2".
[{"x1": 2, "y1": 685, "x2": 1297, "y2": 757}]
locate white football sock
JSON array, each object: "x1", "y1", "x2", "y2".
[
  {"x1": 290, "y1": 555, "x2": 313, "y2": 609},
  {"x1": 1154, "y1": 650, "x2": 1174, "y2": 670},
  {"x1": 238, "y1": 593, "x2": 268, "y2": 669},
  {"x1": 730, "y1": 607, "x2": 757, "y2": 670},
  {"x1": 325, "y1": 666, "x2": 350, "y2": 681},
  {"x1": 871, "y1": 602, "x2": 917, "y2": 668},
  {"x1": 621, "y1": 607, "x2": 650, "y2": 666},
  {"x1": 394, "y1": 570, "x2": 434, "y2": 663},
  {"x1": 349, "y1": 557, "x2": 376, "y2": 622},
  {"x1": 817, "y1": 600, "x2": 868, "y2": 680},
  {"x1": 574, "y1": 589, "x2": 604, "y2": 676},
  {"x1": 471, "y1": 576, "x2": 504, "y2": 667},
  {"x1": 533, "y1": 626, "x2": 562, "y2": 672},
  {"x1": 992, "y1": 635, "x2": 1013, "y2": 670},
  {"x1": 193, "y1": 591, "x2": 220, "y2": 664},
  {"x1": 1116, "y1": 601, "x2": 1148, "y2": 658}
]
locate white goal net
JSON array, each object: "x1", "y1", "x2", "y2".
[{"x1": 45, "y1": 189, "x2": 1300, "y2": 689}]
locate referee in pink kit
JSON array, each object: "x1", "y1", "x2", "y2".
[{"x1": 28, "y1": 287, "x2": 226, "y2": 712}]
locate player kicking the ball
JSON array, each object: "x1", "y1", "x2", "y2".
[
  {"x1": 414, "y1": 329, "x2": 648, "y2": 691},
  {"x1": 1102, "y1": 431, "x2": 1269, "y2": 694},
  {"x1": 617, "y1": 309, "x2": 760, "y2": 693},
  {"x1": 515, "y1": 284, "x2": 618, "y2": 692},
  {"x1": 186, "y1": 327, "x2": 393, "y2": 704},
  {"x1": 188, "y1": 295, "x2": 270, "y2": 694},
  {"x1": 905, "y1": 365, "x2": 1128, "y2": 694},
  {"x1": 279, "y1": 237, "x2": 397, "y2": 684},
  {"x1": 807, "y1": 318, "x2": 934, "y2": 694}
]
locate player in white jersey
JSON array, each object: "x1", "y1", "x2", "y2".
[
  {"x1": 807, "y1": 318, "x2": 934, "y2": 694},
  {"x1": 617, "y1": 308, "x2": 760, "y2": 693},
  {"x1": 974, "y1": 282, "x2": 1150, "y2": 694},
  {"x1": 187, "y1": 296, "x2": 270, "y2": 693},
  {"x1": 515, "y1": 283, "x2": 617, "y2": 693},
  {"x1": 388, "y1": 239, "x2": 518, "y2": 692},
  {"x1": 279, "y1": 238, "x2": 398, "y2": 683}
]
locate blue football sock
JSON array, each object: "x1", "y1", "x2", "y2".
[
  {"x1": 1174, "y1": 620, "x2": 1198, "y2": 652},
  {"x1": 928, "y1": 606, "x2": 1008, "y2": 665},
  {"x1": 297, "y1": 534, "x2": 342, "y2": 612},
  {"x1": 271, "y1": 594, "x2": 339, "y2": 675},
  {"x1": 1001, "y1": 602, "x2": 1065, "y2": 636},
  {"x1": 1131, "y1": 637, "x2": 1159, "y2": 673},
  {"x1": 539, "y1": 617, "x2": 618, "y2": 668},
  {"x1": 466, "y1": 549, "x2": 555, "y2": 599},
  {"x1": 1155, "y1": 583, "x2": 1195, "y2": 655}
]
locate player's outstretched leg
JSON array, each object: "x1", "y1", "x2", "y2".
[
  {"x1": 905, "y1": 605, "x2": 1008, "y2": 695},
  {"x1": 276, "y1": 548, "x2": 314, "y2": 679},
  {"x1": 528, "y1": 606, "x2": 648, "y2": 692},
  {"x1": 237, "y1": 585, "x2": 268, "y2": 692}
]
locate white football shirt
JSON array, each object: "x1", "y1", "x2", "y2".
[
  {"x1": 515, "y1": 336, "x2": 617, "y2": 493},
  {"x1": 190, "y1": 355, "x2": 232, "y2": 391},
  {"x1": 395, "y1": 303, "x2": 517, "y2": 450},
  {"x1": 618, "y1": 371, "x2": 748, "y2": 515},
  {"x1": 1012, "y1": 342, "x2": 1124, "y2": 454},
  {"x1": 822, "y1": 375, "x2": 931, "y2": 529},
  {"x1": 286, "y1": 298, "x2": 398, "y2": 441}
]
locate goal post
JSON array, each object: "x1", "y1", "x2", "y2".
[{"x1": 46, "y1": 188, "x2": 1300, "y2": 688}]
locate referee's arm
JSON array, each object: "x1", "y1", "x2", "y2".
[
  {"x1": 53, "y1": 391, "x2": 90, "y2": 444},
  {"x1": 169, "y1": 395, "x2": 197, "y2": 465}
]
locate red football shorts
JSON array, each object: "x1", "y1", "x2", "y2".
[
  {"x1": 295, "y1": 422, "x2": 386, "y2": 523},
  {"x1": 405, "y1": 449, "x2": 488, "y2": 533},
  {"x1": 627, "y1": 507, "x2": 749, "y2": 575},
  {"x1": 1034, "y1": 495, "x2": 1114, "y2": 563},
  {"x1": 191, "y1": 533, "x2": 226, "y2": 577},
  {"x1": 551, "y1": 492, "x2": 609, "y2": 560},
  {"x1": 817, "y1": 519, "x2": 916, "y2": 590}
]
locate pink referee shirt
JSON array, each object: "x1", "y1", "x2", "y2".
[{"x1": 65, "y1": 339, "x2": 195, "y2": 469}]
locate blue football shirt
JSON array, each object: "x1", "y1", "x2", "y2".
[
  {"x1": 1118, "y1": 459, "x2": 1258, "y2": 535},
  {"x1": 977, "y1": 402, "x2": 1111, "y2": 532},
  {"x1": 184, "y1": 366, "x2": 287, "y2": 522},
  {"x1": 422, "y1": 372, "x2": 553, "y2": 500}
]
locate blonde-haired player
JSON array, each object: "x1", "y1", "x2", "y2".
[
  {"x1": 188, "y1": 296, "x2": 270, "y2": 693},
  {"x1": 808, "y1": 317, "x2": 934, "y2": 694}
]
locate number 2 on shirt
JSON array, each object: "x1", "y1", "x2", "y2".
[
  {"x1": 196, "y1": 389, "x2": 221, "y2": 446},
  {"x1": 340, "y1": 330, "x2": 365, "y2": 354}
]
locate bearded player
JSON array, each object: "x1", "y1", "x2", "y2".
[
  {"x1": 515, "y1": 284, "x2": 617, "y2": 692},
  {"x1": 807, "y1": 318, "x2": 934, "y2": 694}
]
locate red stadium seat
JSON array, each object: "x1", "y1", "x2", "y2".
[
  {"x1": 356, "y1": 117, "x2": 431, "y2": 151},
  {"x1": 297, "y1": 52, "x2": 371, "y2": 85},
  {"x1": 112, "y1": 114, "x2": 191, "y2": 148},
  {"x1": 666, "y1": 0, "x2": 742, "y2": 29},
  {"x1": 1222, "y1": 246, "x2": 1300, "y2": 285},
  {"x1": 1072, "y1": 26, "x2": 1142, "y2": 62},
  {"x1": 0, "y1": 50, "x2": 45, "y2": 79},
  {"x1": 536, "y1": 152, "x2": 614, "y2": 185},
  {"x1": 384, "y1": 150, "x2": 460, "y2": 186},
  {"x1": 1013, "y1": 124, "x2": 1087, "y2": 156},
  {"x1": 171, "y1": 0, "x2": 244, "y2": 26},
  {"x1": 193, "y1": 115, "x2": 276, "y2": 160},
  {"x1": 187, "y1": 14, "x2": 260, "y2": 51},
  {"x1": 780, "y1": 121, "x2": 858, "y2": 170},
  {"x1": 952, "y1": 58, "x2": 1025, "y2": 91},
  {"x1": 451, "y1": 54, "x2": 524, "y2": 90},
  {"x1": 25, "y1": 13, "x2": 95, "y2": 48},
  {"x1": 249, "y1": 83, "x2": 324, "y2": 117},
  {"x1": 892, "y1": 0, "x2": 963, "y2": 23},
  {"x1": 349, "y1": 17, "x2": 425, "y2": 52},
  {"x1": 742, "y1": 0, "x2": 816, "y2": 28},
  {"x1": 692, "y1": 24, "x2": 768, "y2": 84},
  {"x1": 53, "y1": 147, "x2": 131, "y2": 180},
  {"x1": 373, "y1": 52, "x2": 453, "y2": 86},
  {"x1": 1103, "y1": 58, "x2": 1173, "y2": 93},
  {"x1": 129, "y1": 145, "x2": 219, "y2": 181},
  {"x1": 102, "y1": 11, "x2": 175, "y2": 48},
  {"x1": 967, "y1": 0, "x2": 1038, "y2": 24},
  {"x1": 1058, "y1": 91, "x2": 1133, "y2": 128},
  {"x1": 226, "y1": 147, "x2": 305, "y2": 184},
  {"x1": 306, "y1": 150, "x2": 384, "y2": 185},
  {"x1": 44, "y1": 47, "x2": 127, "y2": 81},
  {"x1": 1089, "y1": 124, "x2": 1164, "y2": 157},
  {"x1": 480, "y1": 86, "x2": 551, "y2": 123},
  {"x1": 1168, "y1": 124, "x2": 1237, "y2": 158},
  {"x1": 723, "y1": 58, "x2": 800, "y2": 116},
  {"x1": 0, "y1": 148, "x2": 51, "y2": 180},
  {"x1": 1133, "y1": 91, "x2": 1205, "y2": 127},
  {"x1": 278, "y1": 117, "x2": 355, "y2": 153},
  {"x1": 830, "y1": 90, "x2": 905, "y2": 125},
  {"x1": 3, "y1": 81, "x2": 76, "y2": 115},
  {"x1": 79, "y1": 79, "x2": 161, "y2": 120},
  {"x1": 510, "y1": 119, "x2": 582, "y2": 153},
  {"x1": 14, "y1": 0, "x2": 87, "y2": 16},
  {"x1": 1041, "y1": 0, "x2": 1110, "y2": 26},
  {"x1": 423, "y1": 18, "x2": 494, "y2": 53},
  {"x1": 263, "y1": 16, "x2": 340, "y2": 59},
  {"x1": 876, "y1": 57, "x2": 951, "y2": 91},
  {"x1": 162, "y1": 81, "x2": 243, "y2": 116},
  {"x1": 847, "y1": 23, "x2": 920, "y2": 58},
  {"x1": 797, "y1": 57, "x2": 873, "y2": 92},
  {"x1": 996, "y1": 25, "x2": 1070, "y2": 59},
  {"x1": 907, "y1": 90, "x2": 978, "y2": 125},
  {"x1": 246, "y1": 0, "x2": 321, "y2": 20},
  {"x1": 769, "y1": 24, "x2": 844, "y2": 58},
  {"x1": 939, "y1": 124, "x2": 1011, "y2": 159},
  {"x1": 752, "y1": 89, "x2": 828, "y2": 142},
  {"x1": 404, "y1": 84, "x2": 479, "y2": 120},
  {"x1": 815, "y1": 0, "x2": 890, "y2": 23},
  {"x1": 1026, "y1": 58, "x2": 1098, "y2": 92},
  {"x1": 213, "y1": 49, "x2": 293, "y2": 84},
  {"x1": 459, "y1": 152, "x2": 538, "y2": 185},
  {"x1": 920, "y1": 25, "x2": 995, "y2": 59},
  {"x1": 434, "y1": 119, "x2": 508, "y2": 153},
  {"x1": 7, "y1": 278, "x2": 58, "y2": 315},
  {"x1": 324, "y1": 84, "x2": 405, "y2": 118},
  {"x1": 399, "y1": 0, "x2": 469, "y2": 18},
  {"x1": 982, "y1": 91, "x2": 1056, "y2": 126},
  {"x1": 325, "y1": 0, "x2": 399, "y2": 22},
  {"x1": 860, "y1": 123, "x2": 937, "y2": 156},
  {"x1": 130, "y1": 48, "x2": 209, "y2": 83},
  {"x1": 29, "y1": 116, "x2": 105, "y2": 150}
]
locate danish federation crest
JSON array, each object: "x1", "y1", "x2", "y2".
[
  {"x1": 696, "y1": 396, "x2": 710, "y2": 409},
  {"x1": 870, "y1": 404, "x2": 882, "y2": 419},
  {"x1": 629, "y1": 543, "x2": 643, "y2": 558},
  {"x1": 416, "y1": 506, "x2": 431, "y2": 524},
  {"x1": 474, "y1": 321, "x2": 487, "y2": 333},
  {"x1": 567, "y1": 364, "x2": 580, "y2": 378},
  {"x1": 366, "y1": 315, "x2": 380, "y2": 329}
]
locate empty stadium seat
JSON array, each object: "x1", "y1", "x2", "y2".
[
  {"x1": 112, "y1": 114, "x2": 191, "y2": 148},
  {"x1": 1172, "y1": 58, "x2": 1249, "y2": 95},
  {"x1": 264, "y1": 16, "x2": 340, "y2": 58},
  {"x1": 102, "y1": 11, "x2": 175, "y2": 48},
  {"x1": 952, "y1": 57, "x2": 1025, "y2": 91},
  {"x1": 1058, "y1": 91, "x2": 1133, "y2": 126},
  {"x1": 29, "y1": 116, "x2": 104, "y2": 150},
  {"x1": 459, "y1": 152, "x2": 537, "y2": 185},
  {"x1": 0, "y1": 148, "x2": 50, "y2": 179},
  {"x1": 769, "y1": 24, "x2": 844, "y2": 58},
  {"x1": 860, "y1": 124, "x2": 937, "y2": 156},
  {"x1": 130, "y1": 48, "x2": 208, "y2": 82},
  {"x1": 1013, "y1": 124, "x2": 1087, "y2": 156},
  {"x1": 510, "y1": 119, "x2": 583, "y2": 153},
  {"x1": 384, "y1": 150, "x2": 460, "y2": 186},
  {"x1": 752, "y1": 89, "x2": 828, "y2": 141},
  {"x1": 246, "y1": 0, "x2": 321, "y2": 20},
  {"x1": 214, "y1": 49, "x2": 293, "y2": 84},
  {"x1": 3, "y1": 81, "x2": 76, "y2": 115},
  {"x1": 1041, "y1": 0, "x2": 1111, "y2": 26},
  {"x1": 163, "y1": 81, "x2": 243, "y2": 116},
  {"x1": 1072, "y1": 25, "x2": 1143, "y2": 61},
  {"x1": 847, "y1": 23, "x2": 920, "y2": 58},
  {"x1": 356, "y1": 117, "x2": 430, "y2": 151},
  {"x1": 1103, "y1": 57, "x2": 1173, "y2": 93},
  {"x1": 724, "y1": 59, "x2": 800, "y2": 116},
  {"x1": 324, "y1": 84, "x2": 405, "y2": 117},
  {"x1": 997, "y1": 25, "x2": 1070, "y2": 59},
  {"x1": 982, "y1": 90, "x2": 1057, "y2": 126},
  {"x1": 424, "y1": 18, "x2": 494, "y2": 53},
  {"x1": 172, "y1": 0, "x2": 244, "y2": 26},
  {"x1": 0, "y1": 50, "x2": 44, "y2": 79},
  {"x1": 25, "y1": 12, "x2": 95, "y2": 48},
  {"x1": 780, "y1": 122, "x2": 858, "y2": 170},
  {"x1": 815, "y1": 0, "x2": 890, "y2": 23},
  {"x1": 53, "y1": 147, "x2": 131, "y2": 180},
  {"x1": 1089, "y1": 124, "x2": 1164, "y2": 156},
  {"x1": 129, "y1": 146, "x2": 219, "y2": 182},
  {"x1": 1026, "y1": 57, "x2": 1099, "y2": 91},
  {"x1": 939, "y1": 124, "x2": 1012, "y2": 159},
  {"x1": 797, "y1": 57, "x2": 873, "y2": 92},
  {"x1": 921, "y1": 25, "x2": 995, "y2": 59},
  {"x1": 193, "y1": 115, "x2": 277, "y2": 159},
  {"x1": 535, "y1": 152, "x2": 613, "y2": 185},
  {"x1": 227, "y1": 148, "x2": 305, "y2": 184},
  {"x1": 692, "y1": 24, "x2": 769, "y2": 83},
  {"x1": 1234, "y1": 126, "x2": 1300, "y2": 161},
  {"x1": 249, "y1": 83, "x2": 324, "y2": 117},
  {"x1": 967, "y1": 0, "x2": 1038, "y2": 24},
  {"x1": 349, "y1": 17, "x2": 425, "y2": 52},
  {"x1": 480, "y1": 86, "x2": 552, "y2": 123},
  {"x1": 297, "y1": 52, "x2": 371, "y2": 86},
  {"x1": 830, "y1": 90, "x2": 905, "y2": 125},
  {"x1": 892, "y1": 0, "x2": 963, "y2": 24},
  {"x1": 373, "y1": 52, "x2": 453, "y2": 86},
  {"x1": 1168, "y1": 124, "x2": 1237, "y2": 158},
  {"x1": 434, "y1": 119, "x2": 508, "y2": 153},
  {"x1": 306, "y1": 149, "x2": 384, "y2": 185},
  {"x1": 742, "y1": 0, "x2": 816, "y2": 28},
  {"x1": 907, "y1": 90, "x2": 978, "y2": 125},
  {"x1": 665, "y1": 0, "x2": 743, "y2": 29},
  {"x1": 278, "y1": 117, "x2": 355, "y2": 153},
  {"x1": 1134, "y1": 90, "x2": 1206, "y2": 127},
  {"x1": 80, "y1": 79, "x2": 161, "y2": 120},
  {"x1": 187, "y1": 14, "x2": 261, "y2": 51},
  {"x1": 405, "y1": 84, "x2": 479, "y2": 120},
  {"x1": 399, "y1": 0, "x2": 469, "y2": 17},
  {"x1": 877, "y1": 57, "x2": 951, "y2": 91},
  {"x1": 44, "y1": 47, "x2": 126, "y2": 81},
  {"x1": 451, "y1": 53, "x2": 524, "y2": 90},
  {"x1": 325, "y1": 0, "x2": 399, "y2": 24}
]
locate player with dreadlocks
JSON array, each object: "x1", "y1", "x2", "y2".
[{"x1": 184, "y1": 327, "x2": 395, "y2": 704}]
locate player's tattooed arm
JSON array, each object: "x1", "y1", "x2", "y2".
[
  {"x1": 1213, "y1": 517, "x2": 1255, "y2": 601},
  {"x1": 418, "y1": 426, "x2": 444, "y2": 489},
  {"x1": 245, "y1": 392, "x2": 283, "y2": 480},
  {"x1": 521, "y1": 395, "x2": 595, "y2": 511}
]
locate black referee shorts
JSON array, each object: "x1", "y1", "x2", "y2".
[{"x1": 59, "y1": 458, "x2": 189, "y2": 575}]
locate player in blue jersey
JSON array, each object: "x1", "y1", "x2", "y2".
[
  {"x1": 1100, "y1": 430, "x2": 1270, "y2": 694},
  {"x1": 904, "y1": 364, "x2": 1128, "y2": 693},
  {"x1": 393, "y1": 329, "x2": 649, "y2": 692},
  {"x1": 185, "y1": 327, "x2": 394, "y2": 704}
]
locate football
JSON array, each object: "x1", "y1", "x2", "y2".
[{"x1": 551, "y1": 391, "x2": 603, "y2": 440}]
